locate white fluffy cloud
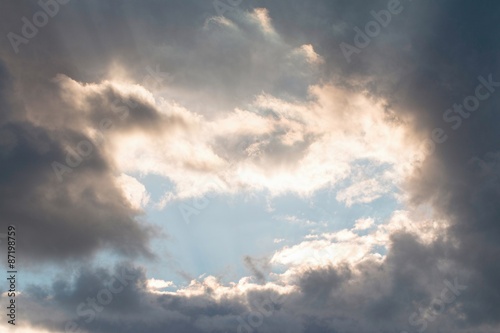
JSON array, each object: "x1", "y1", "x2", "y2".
[{"x1": 51, "y1": 74, "x2": 422, "y2": 208}]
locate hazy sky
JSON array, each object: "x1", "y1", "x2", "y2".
[{"x1": 1, "y1": 1, "x2": 500, "y2": 332}]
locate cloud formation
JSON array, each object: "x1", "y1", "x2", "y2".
[{"x1": 0, "y1": 0, "x2": 499, "y2": 332}]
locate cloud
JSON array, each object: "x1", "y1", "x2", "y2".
[
  {"x1": 271, "y1": 210, "x2": 448, "y2": 274},
  {"x1": 77, "y1": 79, "x2": 418, "y2": 203},
  {"x1": 0, "y1": 120, "x2": 156, "y2": 264},
  {"x1": 116, "y1": 173, "x2": 150, "y2": 209},
  {"x1": 12, "y1": 209, "x2": 465, "y2": 333},
  {"x1": 146, "y1": 278, "x2": 175, "y2": 292},
  {"x1": 1, "y1": 0, "x2": 500, "y2": 332},
  {"x1": 353, "y1": 217, "x2": 375, "y2": 230}
]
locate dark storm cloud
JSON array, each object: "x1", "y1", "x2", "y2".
[
  {"x1": 371, "y1": 0, "x2": 500, "y2": 327},
  {"x1": 0, "y1": 1, "x2": 169, "y2": 262}
]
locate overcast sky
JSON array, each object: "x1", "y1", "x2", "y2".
[{"x1": 1, "y1": 0, "x2": 500, "y2": 332}]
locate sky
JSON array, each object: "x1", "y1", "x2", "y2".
[{"x1": 0, "y1": 0, "x2": 500, "y2": 332}]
